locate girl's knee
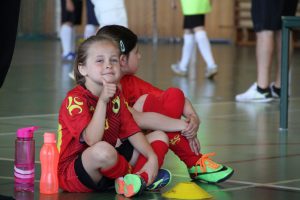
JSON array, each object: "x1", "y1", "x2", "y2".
[
  {"x1": 163, "y1": 88, "x2": 185, "y2": 117},
  {"x1": 165, "y1": 88, "x2": 185, "y2": 102},
  {"x1": 90, "y1": 141, "x2": 118, "y2": 163},
  {"x1": 147, "y1": 130, "x2": 169, "y2": 145}
]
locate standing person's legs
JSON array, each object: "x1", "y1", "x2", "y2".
[
  {"x1": 60, "y1": 22, "x2": 74, "y2": 58},
  {"x1": 84, "y1": 0, "x2": 99, "y2": 39},
  {"x1": 274, "y1": 30, "x2": 282, "y2": 89},
  {"x1": 194, "y1": 26, "x2": 217, "y2": 78},
  {"x1": 60, "y1": 0, "x2": 82, "y2": 60},
  {"x1": 235, "y1": 0, "x2": 281, "y2": 102},
  {"x1": 179, "y1": 30, "x2": 195, "y2": 71},
  {"x1": 256, "y1": 30, "x2": 274, "y2": 89},
  {"x1": 272, "y1": 0, "x2": 299, "y2": 97},
  {"x1": 171, "y1": 29, "x2": 194, "y2": 76}
]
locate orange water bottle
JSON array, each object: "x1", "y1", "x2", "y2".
[{"x1": 39, "y1": 133, "x2": 59, "y2": 194}]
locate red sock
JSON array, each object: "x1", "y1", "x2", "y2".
[
  {"x1": 132, "y1": 140, "x2": 168, "y2": 183},
  {"x1": 100, "y1": 154, "x2": 132, "y2": 179},
  {"x1": 168, "y1": 132, "x2": 201, "y2": 168}
]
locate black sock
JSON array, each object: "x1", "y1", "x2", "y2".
[
  {"x1": 271, "y1": 84, "x2": 281, "y2": 97},
  {"x1": 257, "y1": 86, "x2": 270, "y2": 93},
  {"x1": 257, "y1": 86, "x2": 272, "y2": 97}
]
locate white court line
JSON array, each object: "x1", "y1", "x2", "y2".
[
  {"x1": 172, "y1": 174, "x2": 300, "y2": 192},
  {"x1": 0, "y1": 176, "x2": 40, "y2": 183},
  {"x1": 0, "y1": 129, "x2": 57, "y2": 136},
  {"x1": 1, "y1": 173, "x2": 300, "y2": 191},
  {"x1": 1, "y1": 97, "x2": 300, "y2": 121},
  {"x1": 224, "y1": 180, "x2": 300, "y2": 192},
  {"x1": 0, "y1": 157, "x2": 14, "y2": 161},
  {"x1": 0, "y1": 157, "x2": 40, "y2": 164},
  {"x1": 228, "y1": 178, "x2": 300, "y2": 186},
  {"x1": 0, "y1": 113, "x2": 58, "y2": 120},
  {"x1": 0, "y1": 99, "x2": 299, "y2": 121},
  {"x1": 0, "y1": 176, "x2": 13, "y2": 180}
]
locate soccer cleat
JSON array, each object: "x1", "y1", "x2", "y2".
[
  {"x1": 205, "y1": 66, "x2": 218, "y2": 79},
  {"x1": 115, "y1": 177, "x2": 125, "y2": 195},
  {"x1": 188, "y1": 152, "x2": 234, "y2": 183},
  {"x1": 171, "y1": 63, "x2": 188, "y2": 76},
  {"x1": 146, "y1": 168, "x2": 172, "y2": 191},
  {"x1": 115, "y1": 174, "x2": 146, "y2": 198},
  {"x1": 235, "y1": 83, "x2": 273, "y2": 103}
]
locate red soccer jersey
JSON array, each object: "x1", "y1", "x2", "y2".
[
  {"x1": 57, "y1": 85, "x2": 140, "y2": 175},
  {"x1": 120, "y1": 75, "x2": 163, "y2": 107}
]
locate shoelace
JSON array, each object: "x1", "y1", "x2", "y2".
[{"x1": 193, "y1": 152, "x2": 221, "y2": 176}]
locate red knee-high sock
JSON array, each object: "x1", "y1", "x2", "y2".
[
  {"x1": 100, "y1": 154, "x2": 132, "y2": 179},
  {"x1": 168, "y1": 132, "x2": 202, "y2": 168},
  {"x1": 132, "y1": 140, "x2": 168, "y2": 183}
]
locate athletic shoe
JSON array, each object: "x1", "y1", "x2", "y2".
[
  {"x1": 171, "y1": 63, "x2": 188, "y2": 76},
  {"x1": 62, "y1": 52, "x2": 76, "y2": 61},
  {"x1": 146, "y1": 168, "x2": 172, "y2": 191},
  {"x1": 235, "y1": 83, "x2": 273, "y2": 102},
  {"x1": 205, "y1": 66, "x2": 218, "y2": 79},
  {"x1": 115, "y1": 174, "x2": 146, "y2": 198},
  {"x1": 188, "y1": 152, "x2": 234, "y2": 183},
  {"x1": 270, "y1": 82, "x2": 280, "y2": 98}
]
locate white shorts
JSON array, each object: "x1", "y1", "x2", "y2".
[{"x1": 91, "y1": 0, "x2": 128, "y2": 27}]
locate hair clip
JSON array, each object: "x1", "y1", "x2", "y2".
[{"x1": 120, "y1": 40, "x2": 126, "y2": 53}]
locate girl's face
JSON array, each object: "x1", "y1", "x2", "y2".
[
  {"x1": 121, "y1": 45, "x2": 141, "y2": 75},
  {"x1": 79, "y1": 41, "x2": 121, "y2": 86}
]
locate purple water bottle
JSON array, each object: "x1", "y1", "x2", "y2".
[{"x1": 14, "y1": 126, "x2": 38, "y2": 192}]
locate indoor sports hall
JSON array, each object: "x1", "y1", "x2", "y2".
[{"x1": 1, "y1": 1, "x2": 300, "y2": 200}]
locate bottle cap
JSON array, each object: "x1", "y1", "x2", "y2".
[
  {"x1": 16, "y1": 126, "x2": 39, "y2": 138},
  {"x1": 44, "y1": 132, "x2": 56, "y2": 143}
]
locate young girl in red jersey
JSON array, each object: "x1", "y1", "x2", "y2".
[
  {"x1": 57, "y1": 35, "x2": 170, "y2": 197},
  {"x1": 97, "y1": 25, "x2": 234, "y2": 184}
]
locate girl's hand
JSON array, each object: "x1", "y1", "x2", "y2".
[
  {"x1": 188, "y1": 137, "x2": 201, "y2": 155},
  {"x1": 181, "y1": 114, "x2": 200, "y2": 139},
  {"x1": 135, "y1": 156, "x2": 158, "y2": 185},
  {"x1": 99, "y1": 78, "x2": 116, "y2": 103}
]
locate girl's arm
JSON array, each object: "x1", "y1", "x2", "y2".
[
  {"x1": 82, "y1": 99, "x2": 107, "y2": 146},
  {"x1": 83, "y1": 80, "x2": 117, "y2": 146},
  {"x1": 128, "y1": 132, "x2": 158, "y2": 185},
  {"x1": 129, "y1": 107, "x2": 188, "y2": 132}
]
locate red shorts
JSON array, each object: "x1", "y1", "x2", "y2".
[{"x1": 58, "y1": 158, "x2": 92, "y2": 193}]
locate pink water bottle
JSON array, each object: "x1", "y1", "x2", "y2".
[
  {"x1": 14, "y1": 126, "x2": 38, "y2": 192},
  {"x1": 40, "y1": 132, "x2": 59, "y2": 194}
]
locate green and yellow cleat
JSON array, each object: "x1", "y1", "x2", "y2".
[
  {"x1": 115, "y1": 174, "x2": 146, "y2": 198},
  {"x1": 188, "y1": 152, "x2": 234, "y2": 183}
]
